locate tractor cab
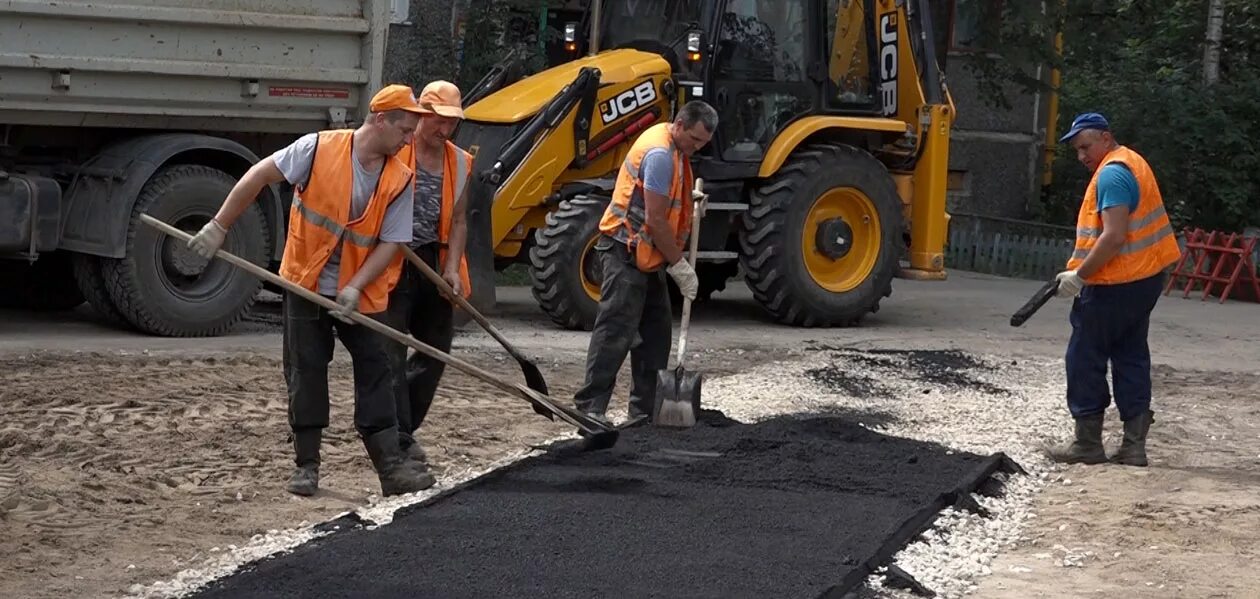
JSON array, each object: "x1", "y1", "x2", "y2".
[{"x1": 556, "y1": 0, "x2": 916, "y2": 169}]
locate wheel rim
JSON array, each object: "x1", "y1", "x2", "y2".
[
  {"x1": 153, "y1": 213, "x2": 236, "y2": 302},
  {"x1": 801, "y1": 187, "x2": 881, "y2": 293},
  {"x1": 580, "y1": 235, "x2": 602, "y2": 301}
]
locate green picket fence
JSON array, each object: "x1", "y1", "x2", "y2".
[{"x1": 945, "y1": 212, "x2": 1076, "y2": 281}]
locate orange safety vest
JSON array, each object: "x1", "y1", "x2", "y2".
[
  {"x1": 1066, "y1": 145, "x2": 1181, "y2": 285},
  {"x1": 278, "y1": 129, "x2": 414, "y2": 313},
  {"x1": 436, "y1": 140, "x2": 474, "y2": 299},
  {"x1": 598, "y1": 122, "x2": 694, "y2": 272}
]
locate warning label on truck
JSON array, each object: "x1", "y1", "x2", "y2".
[{"x1": 268, "y1": 86, "x2": 350, "y2": 99}]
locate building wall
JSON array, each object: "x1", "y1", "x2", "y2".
[{"x1": 942, "y1": 53, "x2": 1052, "y2": 219}]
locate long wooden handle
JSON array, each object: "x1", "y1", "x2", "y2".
[
  {"x1": 397, "y1": 245, "x2": 528, "y2": 363},
  {"x1": 675, "y1": 178, "x2": 705, "y2": 367},
  {"x1": 139, "y1": 214, "x2": 593, "y2": 431}
]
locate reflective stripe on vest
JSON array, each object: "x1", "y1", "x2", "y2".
[{"x1": 290, "y1": 195, "x2": 379, "y2": 248}]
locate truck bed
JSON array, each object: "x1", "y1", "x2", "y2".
[{"x1": 0, "y1": 0, "x2": 388, "y2": 134}]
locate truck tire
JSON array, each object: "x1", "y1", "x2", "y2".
[
  {"x1": 739, "y1": 143, "x2": 900, "y2": 327},
  {"x1": 529, "y1": 194, "x2": 609, "y2": 330},
  {"x1": 71, "y1": 253, "x2": 127, "y2": 324},
  {"x1": 0, "y1": 252, "x2": 85, "y2": 311},
  {"x1": 102, "y1": 165, "x2": 269, "y2": 337}
]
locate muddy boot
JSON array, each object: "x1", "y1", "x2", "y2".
[
  {"x1": 364, "y1": 428, "x2": 435, "y2": 496},
  {"x1": 286, "y1": 429, "x2": 321, "y2": 497},
  {"x1": 1046, "y1": 414, "x2": 1107, "y2": 465},
  {"x1": 1110, "y1": 409, "x2": 1154, "y2": 467}
]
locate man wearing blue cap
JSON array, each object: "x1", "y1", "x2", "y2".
[{"x1": 1047, "y1": 112, "x2": 1181, "y2": 468}]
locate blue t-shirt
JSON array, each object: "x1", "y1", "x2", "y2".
[
  {"x1": 640, "y1": 147, "x2": 680, "y2": 196},
  {"x1": 1096, "y1": 162, "x2": 1139, "y2": 213}
]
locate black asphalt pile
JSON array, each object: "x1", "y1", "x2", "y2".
[
  {"x1": 192, "y1": 410, "x2": 1012, "y2": 599},
  {"x1": 807, "y1": 348, "x2": 1010, "y2": 397}
]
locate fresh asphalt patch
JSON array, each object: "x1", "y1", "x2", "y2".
[{"x1": 190, "y1": 410, "x2": 1022, "y2": 599}]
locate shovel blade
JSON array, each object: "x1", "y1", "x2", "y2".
[
  {"x1": 520, "y1": 360, "x2": 549, "y2": 396},
  {"x1": 652, "y1": 366, "x2": 703, "y2": 428}
]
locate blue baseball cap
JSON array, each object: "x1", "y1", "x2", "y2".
[{"x1": 1059, "y1": 112, "x2": 1110, "y2": 142}]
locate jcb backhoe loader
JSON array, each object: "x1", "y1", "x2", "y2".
[{"x1": 455, "y1": 0, "x2": 954, "y2": 330}]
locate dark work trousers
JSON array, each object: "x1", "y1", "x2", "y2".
[
  {"x1": 573, "y1": 235, "x2": 673, "y2": 420},
  {"x1": 282, "y1": 290, "x2": 398, "y2": 444},
  {"x1": 383, "y1": 243, "x2": 454, "y2": 450},
  {"x1": 1065, "y1": 272, "x2": 1166, "y2": 422}
]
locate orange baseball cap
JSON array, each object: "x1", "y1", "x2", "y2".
[
  {"x1": 416, "y1": 80, "x2": 465, "y2": 119},
  {"x1": 369, "y1": 84, "x2": 426, "y2": 114}
]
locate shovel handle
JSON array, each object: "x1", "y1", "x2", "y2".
[
  {"x1": 138, "y1": 214, "x2": 601, "y2": 434},
  {"x1": 398, "y1": 245, "x2": 529, "y2": 363},
  {"x1": 676, "y1": 179, "x2": 704, "y2": 367}
]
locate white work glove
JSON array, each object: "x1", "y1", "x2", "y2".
[
  {"x1": 330, "y1": 286, "x2": 361, "y2": 324},
  {"x1": 187, "y1": 219, "x2": 227, "y2": 259},
  {"x1": 692, "y1": 183, "x2": 708, "y2": 218},
  {"x1": 1055, "y1": 270, "x2": 1085, "y2": 298},
  {"x1": 666, "y1": 259, "x2": 699, "y2": 301}
]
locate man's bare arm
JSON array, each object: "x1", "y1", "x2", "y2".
[
  {"x1": 643, "y1": 189, "x2": 684, "y2": 265},
  {"x1": 213, "y1": 157, "x2": 286, "y2": 228},
  {"x1": 444, "y1": 187, "x2": 469, "y2": 275},
  {"x1": 1075, "y1": 207, "x2": 1130, "y2": 279}
]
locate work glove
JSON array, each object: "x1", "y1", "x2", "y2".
[
  {"x1": 692, "y1": 187, "x2": 708, "y2": 219},
  {"x1": 1055, "y1": 270, "x2": 1085, "y2": 298},
  {"x1": 666, "y1": 259, "x2": 699, "y2": 301},
  {"x1": 187, "y1": 219, "x2": 227, "y2": 259},
  {"x1": 330, "y1": 286, "x2": 361, "y2": 324}
]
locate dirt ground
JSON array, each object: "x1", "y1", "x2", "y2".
[
  {"x1": 1, "y1": 274, "x2": 1257, "y2": 598},
  {"x1": 973, "y1": 365, "x2": 1260, "y2": 599}
]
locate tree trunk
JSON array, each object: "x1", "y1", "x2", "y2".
[{"x1": 1203, "y1": 0, "x2": 1225, "y2": 86}]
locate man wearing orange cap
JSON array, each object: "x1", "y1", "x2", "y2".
[
  {"x1": 383, "y1": 80, "x2": 474, "y2": 468},
  {"x1": 187, "y1": 84, "x2": 437, "y2": 497}
]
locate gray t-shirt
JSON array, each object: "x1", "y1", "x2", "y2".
[
  {"x1": 271, "y1": 132, "x2": 414, "y2": 296},
  {"x1": 411, "y1": 167, "x2": 443, "y2": 246}
]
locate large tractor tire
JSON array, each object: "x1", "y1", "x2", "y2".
[
  {"x1": 101, "y1": 165, "x2": 270, "y2": 337},
  {"x1": 0, "y1": 252, "x2": 85, "y2": 311},
  {"x1": 739, "y1": 143, "x2": 901, "y2": 327},
  {"x1": 529, "y1": 194, "x2": 609, "y2": 330}
]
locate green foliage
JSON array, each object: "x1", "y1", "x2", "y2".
[
  {"x1": 981, "y1": 0, "x2": 1260, "y2": 232},
  {"x1": 457, "y1": 0, "x2": 557, "y2": 91}
]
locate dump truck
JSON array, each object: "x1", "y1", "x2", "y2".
[
  {"x1": 456, "y1": 0, "x2": 955, "y2": 330},
  {"x1": 0, "y1": 0, "x2": 397, "y2": 336}
]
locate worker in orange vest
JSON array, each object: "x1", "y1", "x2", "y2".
[
  {"x1": 384, "y1": 80, "x2": 473, "y2": 470},
  {"x1": 1049, "y1": 112, "x2": 1181, "y2": 468},
  {"x1": 572, "y1": 101, "x2": 717, "y2": 424},
  {"x1": 187, "y1": 84, "x2": 437, "y2": 497}
]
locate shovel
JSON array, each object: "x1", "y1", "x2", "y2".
[
  {"x1": 139, "y1": 214, "x2": 618, "y2": 449},
  {"x1": 651, "y1": 179, "x2": 706, "y2": 428},
  {"x1": 399, "y1": 245, "x2": 548, "y2": 395}
]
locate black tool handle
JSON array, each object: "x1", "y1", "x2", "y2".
[{"x1": 1010, "y1": 278, "x2": 1059, "y2": 327}]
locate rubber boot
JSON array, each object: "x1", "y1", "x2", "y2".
[
  {"x1": 399, "y1": 436, "x2": 434, "y2": 478},
  {"x1": 364, "y1": 428, "x2": 435, "y2": 496},
  {"x1": 1110, "y1": 409, "x2": 1154, "y2": 467},
  {"x1": 1046, "y1": 414, "x2": 1108, "y2": 465},
  {"x1": 286, "y1": 429, "x2": 321, "y2": 497}
]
